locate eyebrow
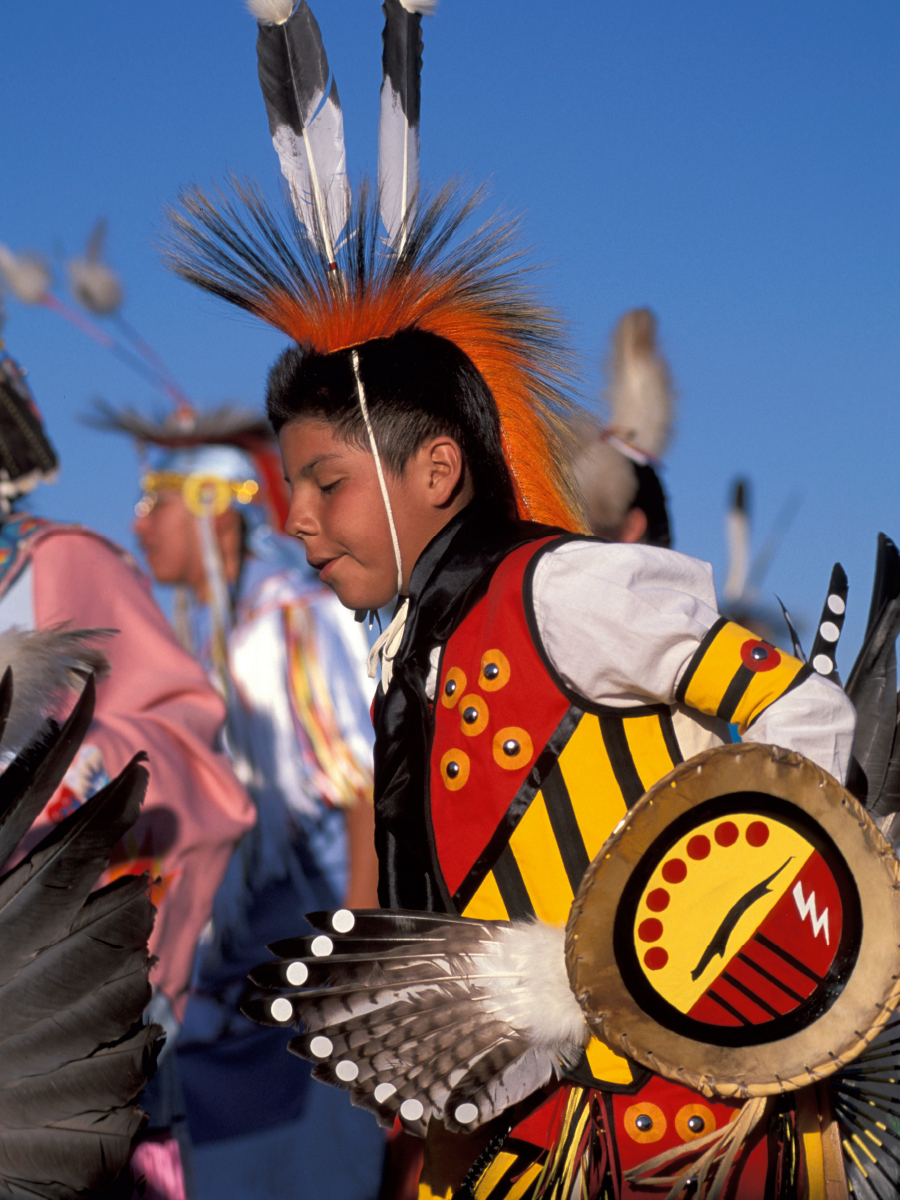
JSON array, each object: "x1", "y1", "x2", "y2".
[{"x1": 298, "y1": 453, "x2": 344, "y2": 479}]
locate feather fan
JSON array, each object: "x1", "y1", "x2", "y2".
[
  {"x1": 253, "y1": 0, "x2": 350, "y2": 263},
  {"x1": 379, "y1": 0, "x2": 434, "y2": 251},
  {"x1": 243, "y1": 908, "x2": 587, "y2": 1137},
  {"x1": 0, "y1": 669, "x2": 162, "y2": 1196},
  {"x1": 165, "y1": 179, "x2": 587, "y2": 531}
]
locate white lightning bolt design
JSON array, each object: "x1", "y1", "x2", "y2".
[{"x1": 792, "y1": 881, "x2": 830, "y2": 945}]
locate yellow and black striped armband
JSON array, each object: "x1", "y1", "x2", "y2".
[{"x1": 675, "y1": 617, "x2": 811, "y2": 732}]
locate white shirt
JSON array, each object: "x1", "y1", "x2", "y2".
[{"x1": 426, "y1": 541, "x2": 855, "y2": 782}]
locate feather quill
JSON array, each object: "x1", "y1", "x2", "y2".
[
  {"x1": 379, "y1": 0, "x2": 432, "y2": 251},
  {"x1": 254, "y1": 0, "x2": 350, "y2": 262}
]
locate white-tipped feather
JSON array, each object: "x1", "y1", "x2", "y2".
[
  {"x1": 0, "y1": 247, "x2": 51, "y2": 306},
  {"x1": 606, "y1": 308, "x2": 675, "y2": 460},
  {"x1": 0, "y1": 627, "x2": 112, "y2": 759},
  {"x1": 247, "y1": 0, "x2": 294, "y2": 24},
  {"x1": 399, "y1": 0, "x2": 438, "y2": 14}
]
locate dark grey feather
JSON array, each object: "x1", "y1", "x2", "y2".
[{"x1": 846, "y1": 535, "x2": 900, "y2": 807}]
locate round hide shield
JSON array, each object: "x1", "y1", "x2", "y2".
[{"x1": 566, "y1": 743, "x2": 900, "y2": 1100}]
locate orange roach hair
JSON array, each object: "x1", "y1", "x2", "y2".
[{"x1": 166, "y1": 180, "x2": 587, "y2": 532}]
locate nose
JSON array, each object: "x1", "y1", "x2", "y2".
[{"x1": 285, "y1": 488, "x2": 318, "y2": 540}]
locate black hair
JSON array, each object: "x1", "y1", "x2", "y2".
[
  {"x1": 632, "y1": 462, "x2": 672, "y2": 548},
  {"x1": 266, "y1": 328, "x2": 517, "y2": 510}
]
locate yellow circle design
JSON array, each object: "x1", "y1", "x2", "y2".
[
  {"x1": 440, "y1": 667, "x2": 467, "y2": 709},
  {"x1": 440, "y1": 749, "x2": 470, "y2": 791},
  {"x1": 459, "y1": 694, "x2": 489, "y2": 737},
  {"x1": 479, "y1": 648, "x2": 511, "y2": 692},
  {"x1": 623, "y1": 1102, "x2": 667, "y2": 1144},
  {"x1": 492, "y1": 727, "x2": 534, "y2": 771},
  {"x1": 183, "y1": 475, "x2": 235, "y2": 518},
  {"x1": 675, "y1": 1103, "x2": 716, "y2": 1143}
]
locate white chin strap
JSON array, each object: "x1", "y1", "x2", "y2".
[{"x1": 351, "y1": 349, "x2": 407, "y2": 687}]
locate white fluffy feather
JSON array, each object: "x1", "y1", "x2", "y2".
[
  {"x1": 246, "y1": 0, "x2": 294, "y2": 24},
  {"x1": 573, "y1": 434, "x2": 640, "y2": 535},
  {"x1": 606, "y1": 308, "x2": 674, "y2": 460},
  {"x1": 399, "y1": 0, "x2": 438, "y2": 14},
  {"x1": 0, "y1": 627, "x2": 112, "y2": 758},
  {"x1": 0, "y1": 247, "x2": 51, "y2": 306},
  {"x1": 483, "y1": 920, "x2": 586, "y2": 1065}
]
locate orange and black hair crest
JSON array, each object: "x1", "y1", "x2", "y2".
[{"x1": 165, "y1": 179, "x2": 587, "y2": 531}]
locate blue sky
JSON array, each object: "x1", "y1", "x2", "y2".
[{"x1": 1, "y1": 1, "x2": 898, "y2": 666}]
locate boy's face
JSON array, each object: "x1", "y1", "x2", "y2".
[{"x1": 279, "y1": 417, "x2": 472, "y2": 610}]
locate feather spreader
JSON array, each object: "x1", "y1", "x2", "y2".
[
  {"x1": 0, "y1": 670, "x2": 162, "y2": 1197},
  {"x1": 243, "y1": 909, "x2": 587, "y2": 1137},
  {"x1": 254, "y1": 0, "x2": 350, "y2": 263},
  {"x1": 166, "y1": 180, "x2": 586, "y2": 530}
]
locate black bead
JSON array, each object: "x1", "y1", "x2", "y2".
[
  {"x1": 635, "y1": 1114, "x2": 653, "y2": 1132},
  {"x1": 463, "y1": 706, "x2": 479, "y2": 724},
  {"x1": 483, "y1": 663, "x2": 500, "y2": 680},
  {"x1": 687, "y1": 1115, "x2": 705, "y2": 1133},
  {"x1": 446, "y1": 761, "x2": 460, "y2": 779},
  {"x1": 502, "y1": 739, "x2": 520, "y2": 756},
  {"x1": 445, "y1": 679, "x2": 457, "y2": 696},
  {"x1": 751, "y1": 645, "x2": 768, "y2": 661}
]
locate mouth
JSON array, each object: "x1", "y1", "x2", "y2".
[{"x1": 309, "y1": 554, "x2": 342, "y2": 582}]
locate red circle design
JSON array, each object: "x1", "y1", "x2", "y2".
[
  {"x1": 715, "y1": 821, "x2": 739, "y2": 847},
  {"x1": 662, "y1": 858, "x2": 687, "y2": 884},
  {"x1": 639, "y1": 918, "x2": 663, "y2": 943},
  {"x1": 646, "y1": 888, "x2": 670, "y2": 912},
  {"x1": 740, "y1": 639, "x2": 782, "y2": 672},
  {"x1": 644, "y1": 947, "x2": 669, "y2": 971},
  {"x1": 746, "y1": 821, "x2": 770, "y2": 847},
  {"x1": 687, "y1": 835, "x2": 711, "y2": 860}
]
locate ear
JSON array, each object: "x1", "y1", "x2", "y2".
[
  {"x1": 619, "y1": 506, "x2": 648, "y2": 544},
  {"x1": 419, "y1": 437, "x2": 465, "y2": 509}
]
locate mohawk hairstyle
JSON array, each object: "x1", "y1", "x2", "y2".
[{"x1": 165, "y1": 179, "x2": 586, "y2": 531}]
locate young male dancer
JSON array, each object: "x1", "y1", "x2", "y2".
[{"x1": 161, "y1": 2, "x2": 856, "y2": 1192}]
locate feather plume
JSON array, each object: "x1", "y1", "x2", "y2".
[
  {"x1": 723, "y1": 479, "x2": 750, "y2": 604},
  {"x1": 165, "y1": 179, "x2": 587, "y2": 530},
  {"x1": 400, "y1": 0, "x2": 437, "y2": 12},
  {"x1": 254, "y1": 1, "x2": 350, "y2": 262},
  {"x1": 0, "y1": 670, "x2": 162, "y2": 1195},
  {"x1": 379, "y1": 0, "x2": 429, "y2": 251},
  {"x1": 604, "y1": 308, "x2": 674, "y2": 460},
  {"x1": 0, "y1": 247, "x2": 51, "y2": 306},
  {"x1": 0, "y1": 627, "x2": 112, "y2": 760},
  {"x1": 807, "y1": 563, "x2": 847, "y2": 682},
  {"x1": 247, "y1": 0, "x2": 295, "y2": 22},
  {"x1": 67, "y1": 219, "x2": 123, "y2": 316},
  {"x1": 244, "y1": 909, "x2": 586, "y2": 1137}
]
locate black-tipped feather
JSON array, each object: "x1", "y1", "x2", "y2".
[
  {"x1": 256, "y1": 1, "x2": 350, "y2": 258},
  {"x1": 808, "y1": 563, "x2": 848, "y2": 682},
  {"x1": 379, "y1": 0, "x2": 427, "y2": 249}
]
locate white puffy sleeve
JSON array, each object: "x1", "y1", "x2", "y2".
[{"x1": 530, "y1": 540, "x2": 856, "y2": 782}]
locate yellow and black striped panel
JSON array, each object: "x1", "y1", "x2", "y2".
[
  {"x1": 469, "y1": 1140, "x2": 545, "y2": 1200},
  {"x1": 460, "y1": 707, "x2": 682, "y2": 1091},
  {"x1": 675, "y1": 617, "x2": 810, "y2": 734}
]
